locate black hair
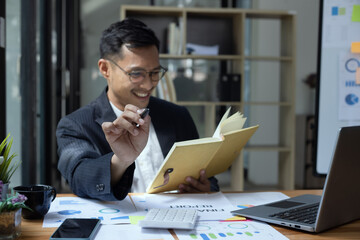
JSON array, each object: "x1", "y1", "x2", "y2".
[{"x1": 99, "y1": 18, "x2": 160, "y2": 59}]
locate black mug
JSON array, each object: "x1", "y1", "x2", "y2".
[{"x1": 14, "y1": 184, "x2": 56, "y2": 219}]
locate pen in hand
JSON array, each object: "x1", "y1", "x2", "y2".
[{"x1": 135, "y1": 108, "x2": 150, "y2": 128}]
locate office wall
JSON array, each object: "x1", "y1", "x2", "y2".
[
  {"x1": 253, "y1": 0, "x2": 320, "y2": 115},
  {"x1": 248, "y1": 0, "x2": 319, "y2": 186}
]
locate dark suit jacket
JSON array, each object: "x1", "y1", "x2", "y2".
[{"x1": 56, "y1": 88, "x2": 219, "y2": 201}]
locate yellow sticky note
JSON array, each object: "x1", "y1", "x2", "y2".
[
  {"x1": 339, "y1": 7, "x2": 346, "y2": 15},
  {"x1": 352, "y1": 5, "x2": 360, "y2": 22},
  {"x1": 351, "y1": 42, "x2": 360, "y2": 53},
  {"x1": 356, "y1": 67, "x2": 360, "y2": 85},
  {"x1": 129, "y1": 216, "x2": 145, "y2": 225},
  {"x1": 223, "y1": 215, "x2": 247, "y2": 221}
]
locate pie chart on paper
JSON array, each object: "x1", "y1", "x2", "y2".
[{"x1": 345, "y1": 94, "x2": 359, "y2": 105}]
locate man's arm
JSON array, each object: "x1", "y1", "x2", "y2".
[
  {"x1": 101, "y1": 105, "x2": 150, "y2": 185},
  {"x1": 57, "y1": 115, "x2": 137, "y2": 201}
]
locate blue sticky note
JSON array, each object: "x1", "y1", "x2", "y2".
[{"x1": 332, "y1": 6, "x2": 338, "y2": 16}]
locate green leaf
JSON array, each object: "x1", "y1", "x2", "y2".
[{"x1": 0, "y1": 134, "x2": 20, "y2": 183}]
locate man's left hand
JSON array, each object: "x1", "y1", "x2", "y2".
[{"x1": 178, "y1": 169, "x2": 211, "y2": 193}]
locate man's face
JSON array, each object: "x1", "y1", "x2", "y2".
[{"x1": 106, "y1": 45, "x2": 160, "y2": 110}]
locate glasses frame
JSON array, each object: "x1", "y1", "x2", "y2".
[{"x1": 106, "y1": 58, "x2": 167, "y2": 84}]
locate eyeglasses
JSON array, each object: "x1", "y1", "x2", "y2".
[{"x1": 106, "y1": 58, "x2": 167, "y2": 84}]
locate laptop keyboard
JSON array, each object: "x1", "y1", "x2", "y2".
[{"x1": 269, "y1": 203, "x2": 319, "y2": 224}]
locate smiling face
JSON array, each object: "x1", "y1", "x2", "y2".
[{"x1": 98, "y1": 45, "x2": 160, "y2": 110}]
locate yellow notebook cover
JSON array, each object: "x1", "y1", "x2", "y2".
[{"x1": 146, "y1": 108, "x2": 259, "y2": 193}]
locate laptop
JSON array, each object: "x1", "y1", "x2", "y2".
[{"x1": 231, "y1": 125, "x2": 360, "y2": 232}]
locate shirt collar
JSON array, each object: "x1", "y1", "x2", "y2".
[{"x1": 109, "y1": 101, "x2": 123, "y2": 118}]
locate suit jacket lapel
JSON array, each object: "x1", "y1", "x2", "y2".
[{"x1": 94, "y1": 88, "x2": 117, "y2": 127}]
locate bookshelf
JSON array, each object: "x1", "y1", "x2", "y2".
[{"x1": 121, "y1": 5, "x2": 296, "y2": 190}]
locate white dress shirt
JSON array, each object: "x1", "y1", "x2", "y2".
[{"x1": 109, "y1": 102, "x2": 164, "y2": 193}]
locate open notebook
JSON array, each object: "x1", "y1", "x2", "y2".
[{"x1": 146, "y1": 108, "x2": 259, "y2": 193}]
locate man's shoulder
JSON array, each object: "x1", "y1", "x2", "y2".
[
  {"x1": 63, "y1": 99, "x2": 97, "y2": 120},
  {"x1": 59, "y1": 90, "x2": 109, "y2": 123}
]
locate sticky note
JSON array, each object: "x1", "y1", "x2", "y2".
[
  {"x1": 332, "y1": 6, "x2": 338, "y2": 16},
  {"x1": 356, "y1": 67, "x2": 360, "y2": 85},
  {"x1": 339, "y1": 7, "x2": 346, "y2": 15},
  {"x1": 351, "y1": 42, "x2": 360, "y2": 53},
  {"x1": 223, "y1": 216, "x2": 247, "y2": 221},
  {"x1": 352, "y1": 5, "x2": 360, "y2": 22},
  {"x1": 129, "y1": 216, "x2": 145, "y2": 225}
]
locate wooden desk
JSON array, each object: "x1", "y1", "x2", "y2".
[{"x1": 19, "y1": 190, "x2": 360, "y2": 240}]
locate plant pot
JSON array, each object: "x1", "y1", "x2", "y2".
[
  {"x1": 0, "y1": 209, "x2": 22, "y2": 239},
  {"x1": 0, "y1": 182, "x2": 9, "y2": 202}
]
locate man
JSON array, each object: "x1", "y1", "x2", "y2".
[{"x1": 56, "y1": 18, "x2": 219, "y2": 201}]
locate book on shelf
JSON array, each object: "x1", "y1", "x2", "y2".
[
  {"x1": 185, "y1": 43, "x2": 219, "y2": 55},
  {"x1": 218, "y1": 73, "x2": 241, "y2": 101},
  {"x1": 230, "y1": 74, "x2": 241, "y2": 101},
  {"x1": 146, "y1": 108, "x2": 259, "y2": 193},
  {"x1": 155, "y1": 75, "x2": 176, "y2": 102},
  {"x1": 167, "y1": 20, "x2": 182, "y2": 55}
]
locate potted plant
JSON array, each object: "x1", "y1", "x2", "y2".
[
  {"x1": 0, "y1": 134, "x2": 29, "y2": 239},
  {"x1": 0, "y1": 181, "x2": 31, "y2": 239},
  {"x1": 0, "y1": 134, "x2": 20, "y2": 201}
]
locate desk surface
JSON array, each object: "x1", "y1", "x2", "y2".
[{"x1": 19, "y1": 190, "x2": 360, "y2": 240}]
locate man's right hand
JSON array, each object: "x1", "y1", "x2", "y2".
[{"x1": 101, "y1": 104, "x2": 150, "y2": 183}]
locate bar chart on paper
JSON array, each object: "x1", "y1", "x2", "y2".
[{"x1": 174, "y1": 221, "x2": 288, "y2": 240}]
